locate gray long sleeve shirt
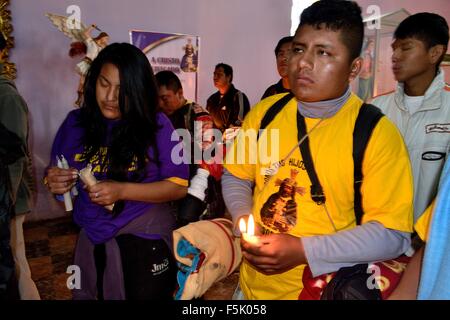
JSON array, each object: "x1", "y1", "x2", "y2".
[{"x1": 222, "y1": 168, "x2": 411, "y2": 277}]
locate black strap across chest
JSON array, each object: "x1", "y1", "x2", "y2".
[{"x1": 258, "y1": 93, "x2": 384, "y2": 225}]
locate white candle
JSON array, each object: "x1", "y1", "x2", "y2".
[
  {"x1": 79, "y1": 164, "x2": 98, "y2": 187},
  {"x1": 79, "y1": 164, "x2": 114, "y2": 211},
  {"x1": 57, "y1": 156, "x2": 73, "y2": 212},
  {"x1": 239, "y1": 214, "x2": 261, "y2": 246},
  {"x1": 61, "y1": 155, "x2": 78, "y2": 196}
]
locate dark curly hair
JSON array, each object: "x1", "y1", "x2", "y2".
[
  {"x1": 297, "y1": 0, "x2": 364, "y2": 62},
  {"x1": 80, "y1": 42, "x2": 160, "y2": 184}
]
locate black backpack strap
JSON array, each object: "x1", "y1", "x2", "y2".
[
  {"x1": 257, "y1": 92, "x2": 324, "y2": 205},
  {"x1": 256, "y1": 94, "x2": 383, "y2": 214},
  {"x1": 352, "y1": 103, "x2": 384, "y2": 225},
  {"x1": 297, "y1": 112, "x2": 326, "y2": 205},
  {"x1": 257, "y1": 93, "x2": 294, "y2": 139}
]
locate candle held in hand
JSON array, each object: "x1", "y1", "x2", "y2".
[{"x1": 239, "y1": 214, "x2": 261, "y2": 246}]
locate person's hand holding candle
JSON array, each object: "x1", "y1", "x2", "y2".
[{"x1": 239, "y1": 214, "x2": 261, "y2": 246}]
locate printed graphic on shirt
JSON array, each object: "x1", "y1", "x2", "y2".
[
  {"x1": 261, "y1": 158, "x2": 306, "y2": 184},
  {"x1": 425, "y1": 123, "x2": 450, "y2": 134},
  {"x1": 74, "y1": 147, "x2": 138, "y2": 173},
  {"x1": 260, "y1": 169, "x2": 306, "y2": 233}
]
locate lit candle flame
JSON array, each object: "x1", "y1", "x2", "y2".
[
  {"x1": 239, "y1": 217, "x2": 247, "y2": 234},
  {"x1": 239, "y1": 214, "x2": 260, "y2": 246},
  {"x1": 247, "y1": 214, "x2": 255, "y2": 236}
]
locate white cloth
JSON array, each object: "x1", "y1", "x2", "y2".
[
  {"x1": 173, "y1": 218, "x2": 242, "y2": 300},
  {"x1": 404, "y1": 94, "x2": 425, "y2": 115},
  {"x1": 372, "y1": 69, "x2": 450, "y2": 222},
  {"x1": 10, "y1": 214, "x2": 40, "y2": 300}
]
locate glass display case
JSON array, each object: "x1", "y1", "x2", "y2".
[{"x1": 353, "y1": 9, "x2": 411, "y2": 101}]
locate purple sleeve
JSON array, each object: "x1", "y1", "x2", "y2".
[{"x1": 154, "y1": 112, "x2": 189, "y2": 184}]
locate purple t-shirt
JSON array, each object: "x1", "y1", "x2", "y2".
[{"x1": 50, "y1": 109, "x2": 189, "y2": 244}]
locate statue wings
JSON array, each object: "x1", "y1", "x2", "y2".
[{"x1": 45, "y1": 13, "x2": 87, "y2": 42}]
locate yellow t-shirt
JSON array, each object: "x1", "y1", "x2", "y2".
[
  {"x1": 414, "y1": 200, "x2": 435, "y2": 242},
  {"x1": 224, "y1": 93, "x2": 414, "y2": 300}
]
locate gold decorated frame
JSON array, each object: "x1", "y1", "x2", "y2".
[{"x1": 0, "y1": 0, "x2": 15, "y2": 80}]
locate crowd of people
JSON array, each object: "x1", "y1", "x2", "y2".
[{"x1": 0, "y1": 0, "x2": 449, "y2": 301}]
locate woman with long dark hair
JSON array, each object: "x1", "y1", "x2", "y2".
[{"x1": 44, "y1": 43, "x2": 188, "y2": 299}]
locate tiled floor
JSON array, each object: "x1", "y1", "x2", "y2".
[
  {"x1": 24, "y1": 217, "x2": 80, "y2": 300},
  {"x1": 23, "y1": 216, "x2": 238, "y2": 300}
]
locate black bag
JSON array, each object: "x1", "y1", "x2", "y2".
[{"x1": 320, "y1": 264, "x2": 382, "y2": 300}]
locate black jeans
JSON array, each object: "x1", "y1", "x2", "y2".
[{"x1": 115, "y1": 234, "x2": 177, "y2": 300}]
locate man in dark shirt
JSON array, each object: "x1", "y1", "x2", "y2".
[
  {"x1": 206, "y1": 63, "x2": 250, "y2": 133},
  {"x1": 155, "y1": 70, "x2": 213, "y2": 173},
  {"x1": 261, "y1": 36, "x2": 293, "y2": 100},
  {"x1": 156, "y1": 71, "x2": 225, "y2": 225}
]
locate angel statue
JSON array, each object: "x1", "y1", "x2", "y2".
[{"x1": 46, "y1": 13, "x2": 109, "y2": 107}]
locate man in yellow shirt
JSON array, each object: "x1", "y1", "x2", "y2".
[{"x1": 223, "y1": 0, "x2": 413, "y2": 300}]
